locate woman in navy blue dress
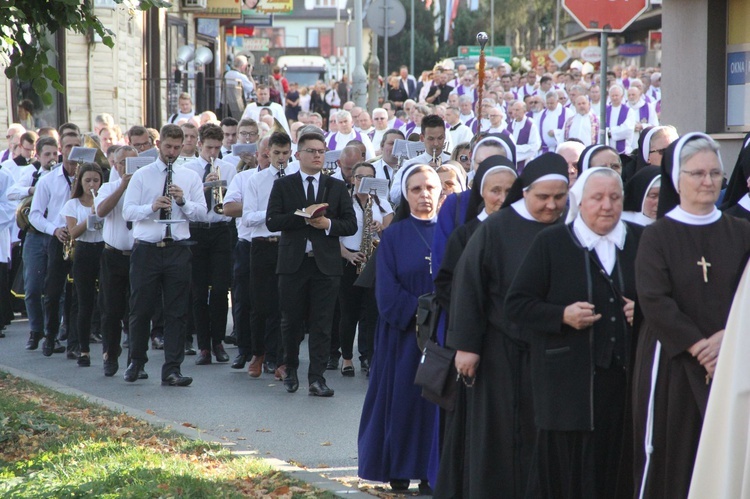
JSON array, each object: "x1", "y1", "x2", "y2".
[{"x1": 358, "y1": 164, "x2": 442, "y2": 494}]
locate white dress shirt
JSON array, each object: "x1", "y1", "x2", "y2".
[
  {"x1": 241, "y1": 162, "x2": 300, "y2": 240},
  {"x1": 29, "y1": 165, "x2": 76, "y2": 235},
  {"x1": 95, "y1": 178, "x2": 135, "y2": 251},
  {"x1": 510, "y1": 117, "x2": 542, "y2": 164},
  {"x1": 180, "y1": 157, "x2": 237, "y2": 223},
  {"x1": 224, "y1": 169, "x2": 254, "y2": 242},
  {"x1": 370, "y1": 158, "x2": 396, "y2": 187},
  {"x1": 122, "y1": 158, "x2": 207, "y2": 243},
  {"x1": 61, "y1": 198, "x2": 104, "y2": 243},
  {"x1": 298, "y1": 171, "x2": 330, "y2": 253},
  {"x1": 9, "y1": 165, "x2": 50, "y2": 201}
]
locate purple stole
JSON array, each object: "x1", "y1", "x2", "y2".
[
  {"x1": 0, "y1": 150, "x2": 8, "y2": 162},
  {"x1": 539, "y1": 109, "x2": 567, "y2": 152},
  {"x1": 656, "y1": 100, "x2": 662, "y2": 114},
  {"x1": 392, "y1": 118, "x2": 404, "y2": 130},
  {"x1": 523, "y1": 84, "x2": 537, "y2": 97},
  {"x1": 457, "y1": 86, "x2": 478, "y2": 103},
  {"x1": 607, "y1": 105, "x2": 630, "y2": 153},
  {"x1": 638, "y1": 104, "x2": 650, "y2": 123},
  {"x1": 368, "y1": 129, "x2": 375, "y2": 141},
  {"x1": 511, "y1": 118, "x2": 534, "y2": 173},
  {"x1": 466, "y1": 118, "x2": 477, "y2": 134},
  {"x1": 327, "y1": 130, "x2": 362, "y2": 150},
  {"x1": 404, "y1": 122, "x2": 417, "y2": 137},
  {"x1": 623, "y1": 78, "x2": 631, "y2": 89}
]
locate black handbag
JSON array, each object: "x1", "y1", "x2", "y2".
[{"x1": 414, "y1": 339, "x2": 457, "y2": 411}]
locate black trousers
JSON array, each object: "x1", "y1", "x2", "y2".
[
  {"x1": 338, "y1": 258, "x2": 376, "y2": 362},
  {"x1": 9, "y1": 243, "x2": 24, "y2": 315},
  {"x1": 249, "y1": 239, "x2": 282, "y2": 362},
  {"x1": 278, "y1": 257, "x2": 340, "y2": 384},
  {"x1": 74, "y1": 241, "x2": 104, "y2": 354},
  {"x1": 44, "y1": 237, "x2": 71, "y2": 343},
  {"x1": 128, "y1": 243, "x2": 191, "y2": 380},
  {"x1": 233, "y1": 238, "x2": 252, "y2": 354},
  {"x1": 0, "y1": 262, "x2": 11, "y2": 326},
  {"x1": 99, "y1": 247, "x2": 130, "y2": 359},
  {"x1": 190, "y1": 226, "x2": 232, "y2": 351}
]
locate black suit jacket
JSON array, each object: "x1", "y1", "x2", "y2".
[{"x1": 266, "y1": 172, "x2": 357, "y2": 276}]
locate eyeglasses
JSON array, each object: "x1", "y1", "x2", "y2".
[
  {"x1": 354, "y1": 174, "x2": 375, "y2": 180},
  {"x1": 681, "y1": 170, "x2": 723, "y2": 181},
  {"x1": 131, "y1": 141, "x2": 152, "y2": 150},
  {"x1": 459, "y1": 155, "x2": 469, "y2": 162},
  {"x1": 648, "y1": 148, "x2": 666, "y2": 156},
  {"x1": 373, "y1": 117, "x2": 386, "y2": 121},
  {"x1": 239, "y1": 131, "x2": 258, "y2": 138},
  {"x1": 301, "y1": 148, "x2": 326, "y2": 155}
]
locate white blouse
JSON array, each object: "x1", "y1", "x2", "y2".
[{"x1": 61, "y1": 198, "x2": 104, "y2": 243}]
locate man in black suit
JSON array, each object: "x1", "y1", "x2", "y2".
[{"x1": 266, "y1": 132, "x2": 357, "y2": 397}]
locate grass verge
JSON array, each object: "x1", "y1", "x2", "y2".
[{"x1": 0, "y1": 371, "x2": 336, "y2": 498}]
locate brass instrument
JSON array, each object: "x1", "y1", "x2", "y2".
[
  {"x1": 16, "y1": 158, "x2": 56, "y2": 230},
  {"x1": 430, "y1": 143, "x2": 446, "y2": 169},
  {"x1": 357, "y1": 190, "x2": 376, "y2": 275},
  {"x1": 163, "y1": 159, "x2": 174, "y2": 242},
  {"x1": 63, "y1": 231, "x2": 74, "y2": 261},
  {"x1": 211, "y1": 157, "x2": 225, "y2": 214}
]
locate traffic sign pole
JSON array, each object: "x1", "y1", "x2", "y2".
[{"x1": 599, "y1": 32, "x2": 608, "y2": 145}]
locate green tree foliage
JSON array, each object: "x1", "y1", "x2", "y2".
[{"x1": 0, "y1": 0, "x2": 168, "y2": 105}]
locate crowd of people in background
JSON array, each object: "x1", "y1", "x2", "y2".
[{"x1": 3, "y1": 51, "x2": 750, "y2": 498}]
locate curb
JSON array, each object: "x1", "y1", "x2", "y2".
[{"x1": 0, "y1": 363, "x2": 372, "y2": 498}]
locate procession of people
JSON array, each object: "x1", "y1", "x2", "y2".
[{"x1": 2, "y1": 52, "x2": 750, "y2": 498}]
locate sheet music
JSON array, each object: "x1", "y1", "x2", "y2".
[
  {"x1": 67, "y1": 147, "x2": 98, "y2": 164},
  {"x1": 357, "y1": 177, "x2": 389, "y2": 199},
  {"x1": 392, "y1": 139, "x2": 409, "y2": 158},
  {"x1": 139, "y1": 148, "x2": 159, "y2": 159},
  {"x1": 324, "y1": 150, "x2": 342, "y2": 164},
  {"x1": 406, "y1": 141, "x2": 426, "y2": 158},
  {"x1": 232, "y1": 143, "x2": 257, "y2": 155},
  {"x1": 125, "y1": 157, "x2": 153, "y2": 174}
]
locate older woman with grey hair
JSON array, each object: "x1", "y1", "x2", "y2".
[{"x1": 633, "y1": 133, "x2": 750, "y2": 499}]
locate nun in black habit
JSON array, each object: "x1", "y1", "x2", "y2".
[
  {"x1": 720, "y1": 131, "x2": 750, "y2": 221},
  {"x1": 621, "y1": 165, "x2": 661, "y2": 226},
  {"x1": 433, "y1": 154, "x2": 570, "y2": 499},
  {"x1": 633, "y1": 132, "x2": 750, "y2": 499},
  {"x1": 506, "y1": 165, "x2": 642, "y2": 499}
]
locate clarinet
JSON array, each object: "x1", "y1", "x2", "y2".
[
  {"x1": 163, "y1": 159, "x2": 174, "y2": 242},
  {"x1": 278, "y1": 159, "x2": 287, "y2": 177}
]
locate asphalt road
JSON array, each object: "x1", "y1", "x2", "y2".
[{"x1": 0, "y1": 315, "x2": 376, "y2": 494}]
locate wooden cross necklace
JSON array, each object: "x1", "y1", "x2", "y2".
[{"x1": 697, "y1": 256, "x2": 711, "y2": 283}]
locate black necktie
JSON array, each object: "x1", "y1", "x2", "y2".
[
  {"x1": 203, "y1": 161, "x2": 212, "y2": 211},
  {"x1": 306, "y1": 176, "x2": 315, "y2": 205}
]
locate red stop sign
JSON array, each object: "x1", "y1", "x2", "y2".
[{"x1": 562, "y1": 0, "x2": 649, "y2": 33}]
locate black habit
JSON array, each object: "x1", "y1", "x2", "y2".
[
  {"x1": 632, "y1": 215, "x2": 750, "y2": 498},
  {"x1": 505, "y1": 222, "x2": 642, "y2": 499},
  {"x1": 433, "y1": 208, "x2": 560, "y2": 499}
]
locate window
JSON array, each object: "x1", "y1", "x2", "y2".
[
  {"x1": 307, "y1": 28, "x2": 333, "y2": 57},
  {"x1": 315, "y1": 0, "x2": 338, "y2": 7}
]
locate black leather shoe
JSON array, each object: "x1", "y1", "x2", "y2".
[
  {"x1": 162, "y1": 372, "x2": 193, "y2": 387},
  {"x1": 103, "y1": 357, "x2": 119, "y2": 377},
  {"x1": 26, "y1": 332, "x2": 42, "y2": 350},
  {"x1": 67, "y1": 349, "x2": 79, "y2": 360},
  {"x1": 195, "y1": 349, "x2": 212, "y2": 365},
  {"x1": 224, "y1": 331, "x2": 237, "y2": 345},
  {"x1": 361, "y1": 358, "x2": 370, "y2": 372},
  {"x1": 418, "y1": 480, "x2": 432, "y2": 495},
  {"x1": 284, "y1": 367, "x2": 299, "y2": 393},
  {"x1": 309, "y1": 380, "x2": 334, "y2": 397},
  {"x1": 231, "y1": 353, "x2": 250, "y2": 369},
  {"x1": 123, "y1": 361, "x2": 143, "y2": 382},
  {"x1": 54, "y1": 341, "x2": 65, "y2": 354},
  {"x1": 213, "y1": 344, "x2": 229, "y2": 363},
  {"x1": 137, "y1": 368, "x2": 148, "y2": 380},
  {"x1": 390, "y1": 479, "x2": 410, "y2": 491},
  {"x1": 77, "y1": 354, "x2": 91, "y2": 367},
  {"x1": 42, "y1": 338, "x2": 54, "y2": 357},
  {"x1": 326, "y1": 357, "x2": 339, "y2": 370}
]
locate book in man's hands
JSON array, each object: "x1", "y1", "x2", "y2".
[{"x1": 294, "y1": 203, "x2": 329, "y2": 219}]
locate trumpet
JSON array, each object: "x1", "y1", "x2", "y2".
[
  {"x1": 211, "y1": 157, "x2": 225, "y2": 214},
  {"x1": 430, "y1": 143, "x2": 446, "y2": 169}
]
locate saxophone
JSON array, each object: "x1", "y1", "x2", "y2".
[
  {"x1": 357, "y1": 194, "x2": 375, "y2": 274},
  {"x1": 63, "y1": 233, "x2": 74, "y2": 261}
]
